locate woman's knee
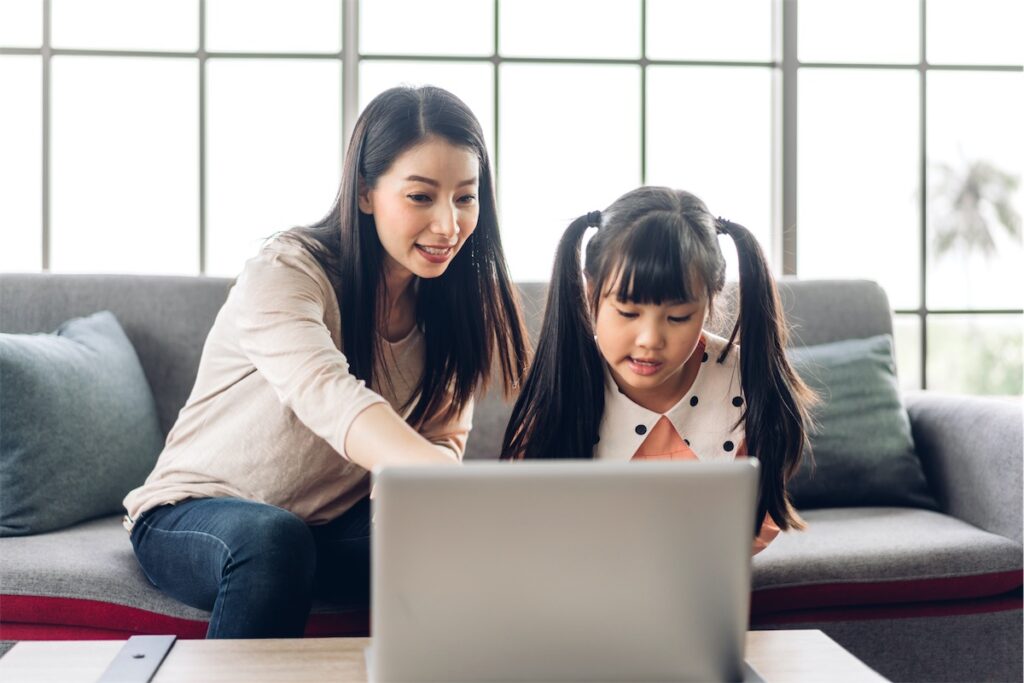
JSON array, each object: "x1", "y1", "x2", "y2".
[{"x1": 231, "y1": 505, "x2": 317, "y2": 589}]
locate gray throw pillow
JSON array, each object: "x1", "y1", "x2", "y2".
[
  {"x1": 786, "y1": 334, "x2": 937, "y2": 510},
  {"x1": 0, "y1": 311, "x2": 165, "y2": 536}
]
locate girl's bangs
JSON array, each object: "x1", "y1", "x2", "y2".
[{"x1": 604, "y1": 224, "x2": 698, "y2": 305}]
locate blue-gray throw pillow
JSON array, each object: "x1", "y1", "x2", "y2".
[
  {"x1": 787, "y1": 334, "x2": 937, "y2": 510},
  {"x1": 0, "y1": 311, "x2": 164, "y2": 536}
]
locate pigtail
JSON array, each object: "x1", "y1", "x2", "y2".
[
  {"x1": 716, "y1": 218, "x2": 814, "y2": 533},
  {"x1": 501, "y1": 213, "x2": 605, "y2": 460}
]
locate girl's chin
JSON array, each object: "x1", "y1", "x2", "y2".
[{"x1": 620, "y1": 376, "x2": 663, "y2": 390}]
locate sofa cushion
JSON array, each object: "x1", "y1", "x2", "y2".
[
  {"x1": 0, "y1": 312, "x2": 165, "y2": 536},
  {"x1": 0, "y1": 515, "x2": 368, "y2": 639},
  {"x1": 0, "y1": 274, "x2": 233, "y2": 437},
  {"x1": 752, "y1": 507, "x2": 1023, "y2": 617},
  {"x1": 787, "y1": 334, "x2": 937, "y2": 510},
  {"x1": 3, "y1": 510, "x2": 1019, "y2": 639}
]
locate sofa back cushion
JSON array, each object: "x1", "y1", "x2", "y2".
[
  {"x1": 787, "y1": 334, "x2": 937, "y2": 509},
  {"x1": 0, "y1": 274, "x2": 232, "y2": 436},
  {"x1": 0, "y1": 275, "x2": 896, "y2": 461},
  {"x1": 0, "y1": 311, "x2": 165, "y2": 535}
]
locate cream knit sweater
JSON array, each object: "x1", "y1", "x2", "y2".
[{"x1": 123, "y1": 238, "x2": 472, "y2": 530}]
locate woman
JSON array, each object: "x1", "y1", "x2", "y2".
[{"x1": 123, "y1": 86, "x2": 528, "y2": 638}]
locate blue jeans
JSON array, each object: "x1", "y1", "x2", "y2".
[{"x1": 130, "y1": 496, "x2": 371, "y2": 638}]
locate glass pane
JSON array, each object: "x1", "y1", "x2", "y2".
[
  {"x1": 360, "y1": 60, "x2": 494, "y2": 158},
  {"x1": 927, "y1": 71, "x2": 1023, "y2": 311},
  {"x1": 500, "y1": 0, "x2": 640, "y2": 59},
  {"x1": 52, "y1": 0, "x2": 198, "y2": 51},
  {"x1": 499, "y1": 64, "x2": 641, "y2": 281},
  {"x1": 928, "y1": 0, "x2": 1023, "y2": 65},
  {"x1": 206, "y1": 59, "x2": 341, "y2": 277},
  {"x1": 0, "y1": 0, "x2": 42, "y2": 48},
  {"x1": 206, "y1": 0, "x2": 341, "y2": 53},
  {"x1": 0, "y1": 56, "x2": 42, "y2": 271},
  {"x1": 799, "y1": 0, "x2": 918, "y2": 64},
  {"x1": 927, "y1": 315, "x2": 1023, "y2": 395},
  {"x1": 797, "y1": 69, "x2": 919, "y2": 310},
  {"x1": 360, "y1": 0, "x2": 492, "y2": 56},
  {"x1": 646, "y1": 66, "x2": 773, "y2": 265},
  {"x1": 51, "y1": 57, "x2": 198, "y2": 274},
  {"x1": 892, "y1": 314, "x2": 922, "y2": 391},
  {"x1": 646, "y1": 0, "x2": 771, "y2": 62}
]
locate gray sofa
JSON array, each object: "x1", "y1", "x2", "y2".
[{"x1": 1, "y1": 273, "x2": 1021, "y2": 682}]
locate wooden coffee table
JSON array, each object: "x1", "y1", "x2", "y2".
[{"x1": 0, "y1": 630, "x2": 886, "y2": 682}]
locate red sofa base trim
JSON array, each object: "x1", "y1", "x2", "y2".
[
  {"x1": 751, "y1": 589, "x2": 1022, "y2": 626},
  {"x1": 3, "y1": 570, "x2": 1020, "y2": 641},
  {"x1": 0, "y1": 595, "x2": 369, "y2": 641},
  {"x1": 750, "y1": 570, "x2": 1022, "y2": 617}
]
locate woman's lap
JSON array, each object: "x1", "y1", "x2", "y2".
[{"x1": 131, "y1": 496, "x2": 371, "y2": 635}]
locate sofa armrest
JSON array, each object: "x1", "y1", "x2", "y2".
[{"x1": 905, "y1": 391, "x2": 1023, "y2": 544}]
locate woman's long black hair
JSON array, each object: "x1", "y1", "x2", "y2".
[
  {"x1": 501, "y1": 187, "x2": 814, "y2": 532},
  {"x1": 286, "y1": 85, "x2": 528, "y2": 426}
]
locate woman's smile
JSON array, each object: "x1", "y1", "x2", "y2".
[{"x1": 415, "y1": 243, "x2": 455, "y2": 263}]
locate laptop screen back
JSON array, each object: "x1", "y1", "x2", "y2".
[{"x1": 371, "y1": 460, "x2": 759, "y2": 683}]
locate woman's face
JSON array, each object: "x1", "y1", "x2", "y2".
[{"x1": 359, "y1": 135, "x2": 480, "y2": 281}]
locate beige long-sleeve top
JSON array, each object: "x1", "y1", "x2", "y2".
[{"x1": 122, "y1": 237, "x2": 472, "y2": 531}]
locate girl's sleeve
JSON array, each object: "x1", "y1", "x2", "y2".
[
  {"x1": 736, "y1": 440, "x2": 783, "y2": 555},
  {"x1": 418, "y1": 395, "x2": 475, "y2": 462},
  {"x1": 232, "y1": 246, "x2": 388, "y2": 460},
  {"x1": 751, "y1": 513, "x2": 781, "y2": 555}
]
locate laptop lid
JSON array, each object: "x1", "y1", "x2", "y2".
[{"x1": 370, "y1": 460, "x2": 759, "y2": 683}]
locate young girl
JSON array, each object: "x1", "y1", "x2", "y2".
[
  {"x1": 123, "y1": 86, "x2": 528, "y2": 637},
  {"x1": 501, "y1": 187, "x2": 814, "y2": 554}
]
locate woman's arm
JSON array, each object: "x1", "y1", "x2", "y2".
[
  {"x1": 345, "y1": 403, "x2": 460, "y2": 470},
  {"x1": 419, "y1": 396, "x2": 474, "y2": 462},
  {"x1": 233, "y1": 244, "x2": 456, "y2": 469}
]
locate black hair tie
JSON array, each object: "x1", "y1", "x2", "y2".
[
  {"x1": 586, "y1": 210, "x2": 602, "y2": 228},
  {"x1": 715, "y1": 216, "x2": 730, "y2": 235}
]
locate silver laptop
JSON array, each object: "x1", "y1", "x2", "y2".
[{"x1": 369, "y1": 460, "x2": 761, "y2": 683}]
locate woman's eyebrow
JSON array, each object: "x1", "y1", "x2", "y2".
[{"x1": 404, "y1": 175, "x2": 478, "y2": 187}]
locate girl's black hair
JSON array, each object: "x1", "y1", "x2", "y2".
[
  {"x1": 285, "y1": 85, "x2": 528, "y2": 426},
  {"x1": 501, "y1": 187, "x2": 814, "y2": 532}
]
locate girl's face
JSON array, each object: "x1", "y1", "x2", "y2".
[
  {"x1": 593, "y1": 280, "x2": 708, "y2": 410},
  {"x1": 359, "y1": 135, "x2": 480, "y2": 281}
]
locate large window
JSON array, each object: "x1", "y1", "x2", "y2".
[
  {"x1": 1, "y1": 0, "x2": 1021, "y2": 395},
  {"x1": 794, "y1": 0, "x2": 1023, "y2": 396}
]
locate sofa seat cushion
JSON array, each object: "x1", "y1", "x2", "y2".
[
  {"x1": 752, "y1": 507, "x2": 1023, "y2": 619},
  {"x1": 0, "y1": 515, "x2": 368, "y2": 639},
  {"x1": 5, "y1": 509, "x2": 1021, "y2": 638}
]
